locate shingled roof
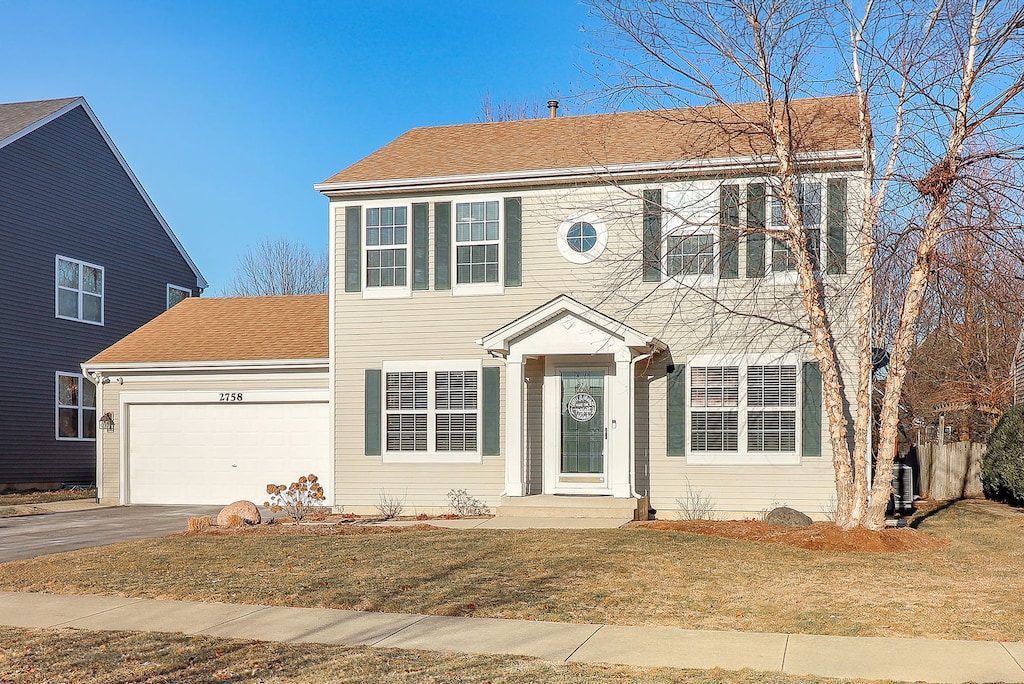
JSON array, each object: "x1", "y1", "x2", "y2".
[
  {"x1": 320, "y1": 95, "x2": 860, "y2": 187},
  {"x1": 0, "y1": 97, "x2": 79, "y2": 145},
  {"x1": 86, "y1": 295, "x2": 328, "y2": 365}
]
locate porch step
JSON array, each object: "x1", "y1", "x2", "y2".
[{"x1": 496, "y1": 495, "x2": 648, "y2": 521}]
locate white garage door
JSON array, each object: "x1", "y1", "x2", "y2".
[{"x1": 127, "y1": 401, "x2": 331, "y2": 506}]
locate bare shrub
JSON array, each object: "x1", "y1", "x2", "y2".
[
  {"x1": 675, "y1": 480, "x2": 717, "y2": 520},
  {"x1": 375, "y1": 489, "x2": 406, "y2": 519},
  {"x1": 187, "y1": 516, "x2": 213, "y2": 532},
  {"x1": 447, "y1": 488, "x2": 488, "y2": 516},
  {"x1": 759, "y1": 500, "x2": 790, "y2": 522},
  {"x1": 264, "y1": 473, "x2": 326, "y2": 522},
  {"x1": 222, "y1": 513, "x2": 243, "y2": 528}
]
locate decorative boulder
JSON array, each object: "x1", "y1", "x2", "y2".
[
  {"x1": 217, "y1": 500, "x2": 261, "y2": 527},
  {"x1": 764, "y1": 506, "x2": 813, "y2": 527}
]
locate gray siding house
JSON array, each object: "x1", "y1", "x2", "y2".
[{"x1": 0, "y1": 97, "x2": 205, "y2": 488}]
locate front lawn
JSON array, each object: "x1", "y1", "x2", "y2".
[
  {"x1": 0, "y1": 627, "x2": 886, "y2": 684},
  {"x1": 0, "y1": 500, "x2": 1020, "y2": 641}
]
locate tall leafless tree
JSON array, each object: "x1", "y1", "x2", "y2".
[
  {"x1": 588, "y1": 0, "x2": 1024, "y2": 528},
  {"x1": 478, "y1": 90, "x2": 549, "y2": 122},
  {"x1": 227, "y1": 237, "x2": 329, "y2": 296}
]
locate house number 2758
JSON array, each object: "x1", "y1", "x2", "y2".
[{"x1": 219, "y1": 392, "x2": 244, "y2": 402}]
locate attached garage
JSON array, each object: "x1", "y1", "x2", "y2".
[{"x1": 82, "y1": 295, "x2": 330, "y2": 507}]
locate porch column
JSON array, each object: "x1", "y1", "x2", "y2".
[
  {"x1": 504, "y1": 356, "x2": 526, "y2": 496},
  {"x1": 610, "y1": 354, "x2": 633, "y2": 497}
]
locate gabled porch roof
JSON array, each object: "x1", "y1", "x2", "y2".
[{"x1": 477, "y1": 295, "x2": 667, "y2": 357}]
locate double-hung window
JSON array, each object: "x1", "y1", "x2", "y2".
[
  {"x1": 56, "y1": 372, "x2": 96, "y2": 440},
  {"x1": 662, "y1": 186, "x2": 718, "y2": 285},
  {"x1": 666, "y1": 234, "x2": 715, "y2": 280},
  {"x1": 383, "y1": 361, "x2": 481, "y2": 462},
  {"x1": 56, "y1": 256, "x2": 104, "y2": 324},
  {"x1": 688, "y1": 358, "x2": 800, "y2": 464},
  {"x1": 770, "y1": 182, "x2": 822, "y2": 273},
  {"x1": 365, "y1": 205, "x2": 410, "y2": 296},
  {"x1": 167, "y1": 284, "x2": 191, "y2": 309},
  {"x1": 454, "y1": 200, "x2": 501, "y2": 294}
]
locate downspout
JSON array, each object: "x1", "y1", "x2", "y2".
[
  {"x1": 84, "y1": 368, "x2": 104, "y2": 502},
  {"x1": 629, "y1": 344, "x2": 659, "y2": 500}
]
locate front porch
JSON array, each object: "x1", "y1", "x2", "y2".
[{"x1": 479, "y1": 295, "x2": 665, "y2": 517}]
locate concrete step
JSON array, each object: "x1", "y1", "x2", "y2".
[{"x1": 496, "y1": 495, "x2": 647, "y2": 520}]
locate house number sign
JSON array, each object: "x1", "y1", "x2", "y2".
[
  {"x1": 218, "y1": 392, "x2": 244, "y2": 402},
  {"x1": 567, "y1": 393, "x2": 597, "y2": 422}
]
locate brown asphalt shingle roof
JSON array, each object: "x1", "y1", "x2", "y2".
[
  {"x1": 322, "y1": 96, "x2": 860, "y2": 185},
  {"x1": 0, "y1": 97, "x2": 79, "y2": 143},
  {"x1": 87, "y1": 295, "x2": 327, "y2": 365}
]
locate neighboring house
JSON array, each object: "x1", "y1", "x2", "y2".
[
  {"x1": 1014, "y1": 328, "x2": 1024, "y2": 405},
  {"x1": 87, "y1": 96, "x2": 862, "y2": 519},
  {"x1": 0, "y1": 97, "x2": 205, "y2": 489}
]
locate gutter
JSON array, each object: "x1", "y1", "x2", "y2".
[{"x1": 81, "y1": 358, "x2": 329, "y2": 374}]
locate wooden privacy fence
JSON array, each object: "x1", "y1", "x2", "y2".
[{"x1": 917, "y1": 441, "x2": 985, "y2": 500}]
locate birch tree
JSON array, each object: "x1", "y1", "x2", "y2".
[{"x1": 588, "y1": 0, "x2": 1024, "y2": 528}]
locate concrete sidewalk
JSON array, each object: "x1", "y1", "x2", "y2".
[{"x1": 0, "y1": 591, "x2": 1020, "y2": 683}]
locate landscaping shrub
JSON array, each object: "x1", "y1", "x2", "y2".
[
  {"x1": 187, "y1": 516, "x2": 213, "y2": 532},
  {"x1": 447, "y1": 488, "x2": 488, "y2": 516},
  {"x1": 265, "y1": 474, "x2": 326, "y2": 521},
  {"x1": 982, "y1": 404, "x2": 1024, "y2": 505}
]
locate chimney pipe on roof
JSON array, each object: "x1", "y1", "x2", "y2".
[{"x1": 547, "y1": 100, "x2": 559, "y2": 118}]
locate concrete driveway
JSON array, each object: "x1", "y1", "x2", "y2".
[{"x1": 0, "y1": 505, "x2": 222, "y2": 563}]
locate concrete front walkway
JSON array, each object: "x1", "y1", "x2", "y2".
[{"x1": 0, "y1": 591, "x2": 1021, "y2": 683}]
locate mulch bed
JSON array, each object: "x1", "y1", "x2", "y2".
[{"x1": 629, "y1": 519, "x2": 947, "y2": 552}]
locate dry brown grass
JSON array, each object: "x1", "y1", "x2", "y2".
[
  {"x1": 0, "y1": 626, "x2": 890, "y2": 684},
  {"x1": 0, "y1": 499, "x2": 1020, "y2": 641},
  {"x1": 0, "y1": 489, "x2": 95, "y2": 506}
]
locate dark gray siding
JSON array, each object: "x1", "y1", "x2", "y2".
[{"x1": 0, "y1": 105, "x2": 200, "y2": 485}]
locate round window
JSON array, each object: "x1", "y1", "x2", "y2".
[
  {"x1": 566, "y1": 222, "x2": 598, "y2": 253},
  {"x1": 557, "y1": 213, "x2": 607, "y2": 264}
]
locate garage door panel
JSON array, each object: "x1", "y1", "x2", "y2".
[{"x1": 128, "y1": 402, "x2": 331, "y2": 506}]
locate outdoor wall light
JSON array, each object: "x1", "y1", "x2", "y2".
[{"x1": 98, "y1": 412, "x2": 115, "y2": 432}]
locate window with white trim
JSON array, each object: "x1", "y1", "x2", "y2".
[
  {"x1": 56, "y1": 256, "x2": 104, "y2": 324},
  {"x1": 56, "y1": 372, "x2": 96, "y2": 440},
  {"x1": 770, "y1": 181, "x2": 822, "y2": 273},
  {"x1": 662, "y1": 186, "x2": 718, "y2": 285},
  {"x1": 454, "y1": 200, "x2": 500, "y2": 289},
  {"x1": 383, "y1": 362, "x2": 481, "y2": 462},
  {"x1": 365, "y1": 205, "x2": 409, "y2": 293},
  {"x1": 688, "y1": 359, "x2": 800, "y2": 464},
  {"x1": 167, "y1": 284, "x2": 191, "y2": 309}
]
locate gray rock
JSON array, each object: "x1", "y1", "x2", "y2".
[
  {"x1": 217, "y1": 500, "x2": 261, "y2": 527},
  {"x1": 764, "y1": 506, "x2": 813, "y2": 527}
]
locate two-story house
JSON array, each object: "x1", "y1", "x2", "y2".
[
  {"x1": 0, "y1": 97, "x2": 205, "y2": 489},
  {"x1": 85, "y1": 95, "x2": 861, "y2": 519}
]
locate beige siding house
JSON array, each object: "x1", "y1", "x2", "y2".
[{"x1": 316, "y1": 96, "x2": 863, "y2": 519}]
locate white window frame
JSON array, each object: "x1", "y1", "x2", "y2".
[
  {"x1": 556, "y1": 211, "x2": 608, "y2": 264},
  {"x1": 55, "y1": 372, "x2": 96, "y2": 441},
  {"x1": 167, "y1": 284, "x2": 191, "y2": 309},
  {"x1": 55, "y1": 255, "x2": 104, "y2": 325},
  {"x1": 686, "y1": 354, "x2": 801, "y2": 465},
  {"x1": 452, "y1": 195, "x2": 503, "y2": 297},
  {"x1": 362, "y1": 201, "x2": 412, "y2": 300},
  {"x1": 768, "y1": 180, "x2": 823, "y2": 279},
  {"x1": 381, "y1": 360, "x2": 483, "y2": 463},
  {"x1": 661, "y1": 186, "x2": 719, "y2": 287}
]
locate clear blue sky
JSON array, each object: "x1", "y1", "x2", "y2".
[{"x1": 0, "y1": 1, "x2": 596, "y2": 293}]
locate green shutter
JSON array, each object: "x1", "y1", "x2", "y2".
[
  {"x1": 482, "y1": 366, "x2": 500, "y2": 455},
  {"x1": 412, "y1": 203, "x2": 429, "y2": 290},
  {"x1": 345, "y1": 206, "x2": 362, "y2": 292},
  {"x1": 365, "y1": 369, "x2": 382, "y2": 456},
  {"x1": 802, "y1": 362, "x2": 822, "y2": 457},
  {"x1": 745, "y1": 183, "x2": 766, "y2": 278},
  {"x1": 720, "y1": 184, "x2": 740, "y2": 279},
  {"x1": 826, "y1": 178, "x2": 848, "y2": 275},
  {"x1": 667, "y1": 363, "x2": 686, "y2": 456},
  {"x1": 643, "y1": 189, "x2": 662, "y2": 282},
  {"x1": 434, "y1": 201, "x2": 451, "y2": 290},
  {"x1": 504, "y1": 197, "x2": 522, "y2": 287}
]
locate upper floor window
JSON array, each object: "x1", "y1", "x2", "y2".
[
  {"x1": 167, "y1": 284, "x2": 191, "y2": 309},
  {"x1": 662, "y1": 187, "x2": 718, "y2": 285},
  {"x1": 364, "y1": 205, "x2": 410, "y2": 297},
  {"x1": 56, "y1": 372, "x2": 96, "y2": 441},
  {"x1": 770, "y1": 182, "x2": 821, "y2": 273},
  {"x1": 455, "y1": 200, "x2": 501, "y2": 293},
  {"x1": 56, "y1": 256, "x2": 104, "y2": 325},
  {"x1": 557, "y1": 212, "x2": 608, "y2": 264}
]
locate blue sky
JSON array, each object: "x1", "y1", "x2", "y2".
[{"x1": 0, "y1": 1, "x2": 595, "y2": 293}]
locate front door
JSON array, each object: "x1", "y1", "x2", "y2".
[{"x1": 558, "y1": 369, "x2": 608, "y2": 490}]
